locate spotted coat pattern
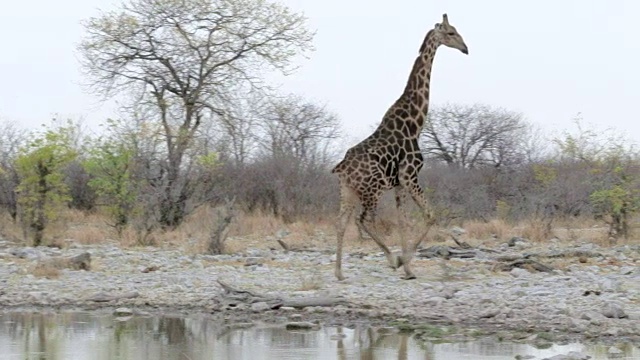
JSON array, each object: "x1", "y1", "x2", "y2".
[{"x1": 332, "y1": 14, "x2": 469, "y2": 281}]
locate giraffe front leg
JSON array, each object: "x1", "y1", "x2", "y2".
[
  {"x1": 397, "y1": 170, "x2": 438, "y2": 279},
  {"x1": 335, "y1": 184, "x2": 356, "y2": 281},
  {"x1": 357, "y1": 203, "x2": 399, "y2": 270},
  {"x1": 410, "y1": 192, "x2": 436, "y2": 254},
  {"x1": 395, "y1": 186, "x2": 416, "y2": 279}
]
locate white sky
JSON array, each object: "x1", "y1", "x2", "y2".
[{"x1": 0, "y1": 0, "x2": 638, "y2": 146}]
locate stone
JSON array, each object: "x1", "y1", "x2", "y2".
[
  {"x1": 602, "y1": 303, "x2": 627, "y2": 319},
  {"x1": 289, "y1": 314, "x2": 303, "y2": 321},
  {"x1": 250, "y1": 302, "x2": 271, "y2": 312},
  {"x1": 599, "y1": 278, "x2": 621, "y2": 292},
  {"x1": 542, "y1": 351, "x2": 591, "y2": 360},
  {"x1": 11, "y1": 248, "x2": 42, "y2": 260},
  {"x1": 67, "y1": 252, "x2": 91, "y2": 270},
  {"x1": 425, "y1": 296, "x2": 446, "y2": 306},
  {"x1": 245, "y1": 257, "x2": 263, "y2": 266},
  {"x1": 479, "y1": 308, "x2": 500, "y2": 319},
  {"x1": 510, "y1": 268, "x2": 530, "y2": 278},
  {"x1": 114, "y1": 307, "x2": 133, "y2": 317},
  {"x1": 607, "y1": 346, "x2": 623, "y2": 356},
  {"x1": 285, "y1": 322, "x2": 318, "y2": 330},
  {"x1": 508, "y1": 237, "x2": 527, "y2": 247},
  {"x1": 604, "y1": 327, "x2": 622, "y2": 336},
  {"x1": 580, "y1": 311, "x2": 607, "y2": 325},
  {"x1": 568, "y1": 318, "x2": 589, "y2": 333},
  {"x1": 619, "y1": 266, "x2": 635, "y2": 275}
]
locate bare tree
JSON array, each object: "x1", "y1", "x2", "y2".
[
  {"x1": 258, "y1": 94, "x2": 341, "y2": 165},
  {"x1": 0, "y1": 120, "x2": 27, "y2": 221},
  {"x1": 209, "y1": 94, "x2": 342, "y2": 221},
  {"x1": 421, "y1": 103, "x2": 529, "y2": 168},
  {"x1": 216, "y1": 91, "x2": 264, "y2": 165},
  {"x1": 78, "y1": 0, "x2": 314, "y2": 228}
]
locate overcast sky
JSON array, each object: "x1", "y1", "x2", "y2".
[{"x1": 1, "y1": 0, "x2": 638, "y2": 146}]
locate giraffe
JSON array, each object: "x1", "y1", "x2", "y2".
[{"x1": 332, "y1": 13, "x2": 469, "y2": 280}]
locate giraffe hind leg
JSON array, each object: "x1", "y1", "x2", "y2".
[
  {"x1": 356, "y1": 197, "x2": 399, "y2": 270},
  {"x1": 395, "y1": 186, "x2": 416, "y2": 280},
  {"x1": 401, "y1": 177, "x2": 436, "y2": 254},
  {"x1": 335, "y1": 183, "x2": 357, "y2": 281}
]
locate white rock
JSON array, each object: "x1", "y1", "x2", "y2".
[{"x1": 510, "y1": 268, "x2": 530, "y2": 278}]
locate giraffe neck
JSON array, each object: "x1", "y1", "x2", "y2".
[
  {"x1": 372, "y1": 30, "x2": 439, "y2": 140},
  {"x1": 401, "y1": 30, "x2": 439, "y2": 131},
  {"x1": 370, "y1": 30, "x2": 440, "y2": 142},
  {"x1": 403, "y1": 29, "x2": 438, "y2": 98}
]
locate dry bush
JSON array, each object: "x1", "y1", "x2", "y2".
[
  {"x1": 63, "y1": 226, "x2": 109, "y2": 245},
  {"x1": 64, "y1": 160, "x2": 97, "y2": 211},
  {"x1": 464, "y1": 219, "x2": 510, "y2": 241},
  {"x1": 229, "y1": 211, "x2": 283, "y2": 237},
  {"x1": 517, "y1": 220, "x2": 553, "y2": 242},
  {"x1": 299, "y1": 272, "x2": 324, "y2": 291},
  {"x1": 214, "y1": 157, "x2": 340, "y2": 224},
  {"x1": 42, "y1": 209, "x2": 111, "y2": 246},
  {"x1": 0, "y1": 213, "x2": 24, "y2": 244},
  {"x1": 30, "y1": 262, "x2": 61, "y2": 279},
  {"x1": 118, "y1": 226, "x2": 150, "y2": 247},
  {"x1": 206, "y1": 200, "x2": 235, "y2": 255},
  {"x1": 420, "y1": 163, "x2": 495, "y2": 221}
]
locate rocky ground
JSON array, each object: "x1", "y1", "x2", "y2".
[{"x1": 0, "y1": 234, "x2": 639, "y2": 348}]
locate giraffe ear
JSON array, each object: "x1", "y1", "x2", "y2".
[{"x1": 442, "y1": 13, "x2": 449, "y2": 25}]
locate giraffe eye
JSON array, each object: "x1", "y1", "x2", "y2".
[{"x1": 447, "y1": 32, "x2": 455, "y2": 36}]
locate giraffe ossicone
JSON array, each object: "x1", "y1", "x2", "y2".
[{"x1": 332, "y1": 13, "x2": 469, "y2": 281}]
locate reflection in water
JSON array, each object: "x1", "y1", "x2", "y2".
[{"x1": 0, "y1": 311, "x2": 638, "y2": 360}]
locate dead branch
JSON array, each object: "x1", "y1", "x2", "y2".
[
  {"x1": 87, "y1": 291, "x2": 140, "y2": 302},
  {"x1": 449, "y1": 234, "x2": 472, "y2": 249},
  {"x1": 216, "y1": 279, "x2": 348, "y2": 309},
  {"x1": 207, "y1": 199, "x2": 235, "y2": 255},
  {"x1": 492, "y1": 258, "x2": 554, "y2": 273},
  {"x1": 417, "y1": 245, "x2": 482, "y2": 259}
]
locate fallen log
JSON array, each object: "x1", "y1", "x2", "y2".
[
  {"x1": 417, "y1": 245, "x2": 481, "y2": 259},
  {"x1": 216, "y1": 279, "x2": 349, "y2": 309},
  {"x1": 37, "y1": 252, "x2": 92, "y2": 271},
  {"x1": 525, "y1": 249, "x2": 604, "y2": 259},
  {"x1": 492, "y1": 258, "x2": 554, "y2": 273},
  {"x1": 282, "y1": 297, "x2": 349, "y2": 308},
  {"x1": 86, "y1": 291, "x2": 140, "y2": 303},
  {"x1": 449, "y1": 234, "x2": 472, "y2": 249}
]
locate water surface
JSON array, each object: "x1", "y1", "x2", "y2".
[{"x1": 0, "y1": 311, "x2": 637, "y2": 359}]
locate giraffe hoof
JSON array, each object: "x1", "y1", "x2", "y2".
[
  {"x1": 389, "y1": 255, "x2": 403, "y2": 270},
  {"x1": 335, "y1": 273, "x2": 346, "y2": 281},
  {"x1": 401, "y1": 273, "x2": 417, "y2": 280}
]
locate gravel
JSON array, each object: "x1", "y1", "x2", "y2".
[{"x1": 1, "y1": 237, "x2": 639, "y2": 343}]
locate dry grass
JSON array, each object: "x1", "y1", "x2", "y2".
[
  {"x1": 29, "y1": 262, "x2": 61, "y2": 279},
  {"x1": 462, "y1": 217, "x2": 617, "y2": 245},
  {"x1": 63, "y1": 226, "x2": 109, "y2": 245},
  {"x1": 298, "y1": 272, "x2": 324, "y2": 291},
  {"x1": 518, "y1": 220, "x2": 553, "y2": 243},
  {"x1": 464, "y1": 219, "x2": 510, "y2": 241},
  {"x1": 0, "y1": 213, "x2": 24, "y2": 243},
  {"x1": 2, "y1": 205, "x2": 638, "y2": 253}
]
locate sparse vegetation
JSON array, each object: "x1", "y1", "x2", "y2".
[
  {"x1": 2, "y1": 112, "x2": 639, "y2": 250},
  {"x1": 0, "y1": 0, "x2": 639, "y2": 251},
  {"x1": 14, "y1": 121, "x2": 78, "y2": 245},
  {"x1": 299, "y1": 272, "x2": 325, "y2": 291}
]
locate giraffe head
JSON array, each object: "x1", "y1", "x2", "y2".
[{"x1": 433, "y1": 13, "x2": 468, "y2": 55}]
